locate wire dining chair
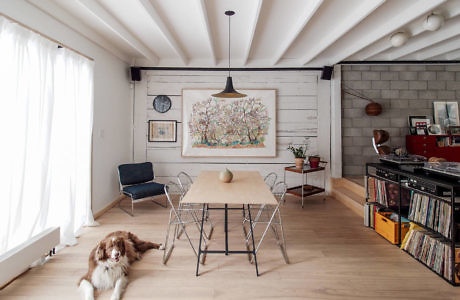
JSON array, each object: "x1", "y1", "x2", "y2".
[
  {"x1": 244, "y1": 181, "x2": 289, "y2": 264},
  {"x1": 162, "y1": 181, "x2": 209, "y2": 264},
  {"x1": 263, "y1": 172, "x2": 278, "y2": 191},
  {"x1": 176, "y1": 171, "x2": 214, "y2": 240}
]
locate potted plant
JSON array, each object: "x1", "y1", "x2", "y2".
[
  {"x1": 287, "y1": 144, "x2": 308, "y2": 169},
  {"x1": 308, "y1": 155, "x2": 320, "y2": 168}
]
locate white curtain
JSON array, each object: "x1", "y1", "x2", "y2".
[{"x1": 0, "y1": 16, "x2": 96, "y2": 254}]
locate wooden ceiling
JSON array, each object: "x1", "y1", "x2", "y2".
[{"x1": 27, "y1": 0, "x2": 460, "y2": 67}]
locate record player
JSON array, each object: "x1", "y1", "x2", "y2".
[
  {"x1": 379, "y1": 154, "x2": 426, "y2": 169},
  {"x1": 423, "y1": 162, "x2": 460, "y2": 181}
]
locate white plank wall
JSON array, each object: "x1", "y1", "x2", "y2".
[{"x1": 134, "y1": 70, "x2": 331, "y2": 191}]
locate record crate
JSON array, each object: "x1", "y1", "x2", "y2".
[{"x1": 375, "y1": 212, "x2": 410, "y2": 244}]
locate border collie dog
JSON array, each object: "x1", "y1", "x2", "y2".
[{"x1": 78, "y1": 231, "x2": 163, "y2": 300}]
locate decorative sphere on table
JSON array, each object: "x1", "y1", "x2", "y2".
[{"x1": 219, "y1": 169, "x2": 233, "y2": 183}]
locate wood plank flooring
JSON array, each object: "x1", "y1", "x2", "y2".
[{"x1": 1, "y1": 195, "x2": 459, "y2": 299}]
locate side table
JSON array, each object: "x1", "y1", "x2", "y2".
[{"x1": 284, "y1": 162, "x2": 327, "y2": 208}]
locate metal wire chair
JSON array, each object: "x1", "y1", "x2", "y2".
[
  {"x1": 244, "y1": 181, "x2": 289, "y2": 264},
  {"x1": 242, "y1": 172, "x2": 278, "y2": 225},
  {"x1": 162, "y1": 181, "x2": 208, "y2": 264},
  {"x1": 177, "y1": 171, "x2": 193, "y2": 194},
  {"x1": 176, "y1": 172, "x2": 214, "y2": 240},
  {"x1": 264, "y1": 172, "x2": 278, "y2": 191}
]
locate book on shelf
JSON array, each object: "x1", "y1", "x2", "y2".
[
  {"x1": 408, "y1": 192, "x2": 452, "y2": 239},
  {"x1": 364, "y1": 202, "x2": 380, "y2": 228}
]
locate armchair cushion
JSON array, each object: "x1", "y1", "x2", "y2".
[
  {"x1": 122, "y1": 182, "x2": 165, "y2": 200},
  {"x1": 118, "y1": 162, "x2": 154, "y2": 185}
]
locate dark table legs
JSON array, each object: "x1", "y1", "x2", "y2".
[{"x1": 195, "y1": 204, "x2": 259, "y2": 276}]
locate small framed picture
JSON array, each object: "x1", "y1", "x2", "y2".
[
  {"x1": 433, "y1": 102, "x2": 459, "y2": 128},
  {"x1": 148, "y1": 120, "x2": 177, "y2": 142},
  {"x1": 408, "y1": 115, "x2": 431, "y2": 128},
  {"x1": 416, "y1": 125, "x2": 427, "y2": 135},
  {"x1": 409, "y1": 127, "x2": 417, "y2": 135}
]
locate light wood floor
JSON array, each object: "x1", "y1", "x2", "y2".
[{"x1": 1, "y1": 195, "x2": 459, "y2": 300}]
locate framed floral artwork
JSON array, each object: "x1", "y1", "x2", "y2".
[
  {"x1": 182, "y1": 89, "x2": 276, "y2": 157},
  {"x1": 148, "y1": 120, "x2": 177, "y2": 142}
]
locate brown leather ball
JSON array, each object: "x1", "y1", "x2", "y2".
[{"x1": 365, "y1": 102, "x2": 382, "y2": 116}]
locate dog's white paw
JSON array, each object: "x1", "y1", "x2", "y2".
[{"x1": 159, "y1": 244, "x2": 165, "y2": 250}]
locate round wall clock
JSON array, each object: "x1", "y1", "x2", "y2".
[{"x1": 153, "y1": 95, "x2": 171, "y2": 113}]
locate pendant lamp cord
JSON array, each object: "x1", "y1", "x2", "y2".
[{"x1": 228, "y1": 13, "x2": 231, "y2": 77}]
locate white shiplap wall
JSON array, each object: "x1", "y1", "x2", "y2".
[{"x1": 134, "y1": 70, "x2": 331, "y2": 190}]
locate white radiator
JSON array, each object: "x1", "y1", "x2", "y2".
[{"x1": 0, "y1": 227, "x2": 60, "y2": 287}]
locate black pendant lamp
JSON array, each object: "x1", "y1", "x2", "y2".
[{"x1": 212, "y1": 11, "x2": 247, "y2": 98}]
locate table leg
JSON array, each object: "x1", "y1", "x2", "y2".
[
  {"x1": 195, "y1": 203, "x2": 206, "y2": 276},
  {"x1": 247, "y1": 204, "x2": 259, "y2": 276},
  {"x1": 283, "y1": 169, "x2": 287, "y2": 203},
  {"x1": 225, "y1": 204, "x2": 228, "y2": 255},
  {"x1": 302, "y1": 171, "x2": 305, "y2": 208}
]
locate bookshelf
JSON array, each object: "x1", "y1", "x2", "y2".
[{"x1": 365, "y1": 162, "x2": 460, "y2": 286}]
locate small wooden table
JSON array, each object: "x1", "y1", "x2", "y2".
[
  {"x1": 181, "y1": 171, "x2": 278, "y2": 276},
  {"x1": 284, "y1": 164, "x2": 327, "y2": 208}
]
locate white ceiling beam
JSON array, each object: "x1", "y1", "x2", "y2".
[
  {"x1": 350, "y1": 4, "x2": 460, "y2": 61},
  {"x1": 242, "y1": 0, "x2": 263, "y2": 66},
  {"x1": 380, "y1": 16, "x2": 460, "y2": 60},
  {"x1": 196, "y1": 0, "x2": 216, "y2": 66},
  {"x1": 26, "y1": 0, "x2": 131, "y2": 63},
  {"x1": 321, "y1": 0, "x2": 447, "y2": 65},
  {"x1": 408, "y1": 37, "x2": 460, "y2": 60},
  {"x1": 446, "y1": 48, "x2": 460, "y2": 60},
  {"x1": 271, "y1": 0, "x2": 323, "y2": 66},
  {"x1": 300, "y1": 0, "x2": 386, "y2": 65},
  {"x1": 137, "y1": 0, "x2": 188, "y2": 65},
  {"x1": 76, "y1": 0, "x2": 158, "y2": 64}
]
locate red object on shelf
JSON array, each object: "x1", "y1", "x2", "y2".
[{"x1": 406, "y1": 135, "x2": 460, "y2": 162}]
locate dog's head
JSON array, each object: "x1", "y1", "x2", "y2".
[{"x1": 95, "y1": 236, "x2": 126, "y2": 264}]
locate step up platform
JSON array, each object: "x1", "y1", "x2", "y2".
[{"x1": 331, "y1": 177, "x2": 366, "y2": 217}]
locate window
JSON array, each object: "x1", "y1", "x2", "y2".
[{"x1": 0, "y1": 16, "x2": 96, "y2": 254}]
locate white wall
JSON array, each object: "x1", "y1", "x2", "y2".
[
  {"x1": 134, "y1": 70, "x2": 332, "y2": 191},
  {"x1": 0, "y1": 0, "x2": 132, "y2": 213}
]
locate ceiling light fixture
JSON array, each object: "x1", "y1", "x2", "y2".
[
  {"x1": 390, "y1": 32, "x2": 408, "y2": 47},
  {"x1": 212, "y1": 10, "x2": 246, "y2": 98},
  {"x1": 423, "y1": 13, "x2": 444, "y2": 31}
]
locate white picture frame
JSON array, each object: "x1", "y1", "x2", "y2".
[
  {"x1": 182, "y1": 89, "x2": 277, "y2": 157},
  {"x1": 433, "y1": 101, "x2": 459, "y2": 128}
]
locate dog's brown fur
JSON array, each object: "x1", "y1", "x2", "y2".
[{"x1": 79, "y1": 231, "x2": 161, "y2": 285}]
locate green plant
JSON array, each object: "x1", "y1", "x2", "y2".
[{"x1": 287, "y1": 144, "x2": 307, "y2": 159}]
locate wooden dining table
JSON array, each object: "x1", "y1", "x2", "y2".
[{"x1": 181, "y1": 170, "x2": 278, "y2": 276}]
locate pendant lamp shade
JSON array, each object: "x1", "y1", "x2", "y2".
[
  {"x1": 212, "y1": 11, "x2": 246, "y2": 98},
  {"x1": 212, "y1": 77, "x2": 246, "y2": 98}
]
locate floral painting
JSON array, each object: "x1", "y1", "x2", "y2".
[{"x1": 182, "y1": 89, "x2": 276, "y2": 157}]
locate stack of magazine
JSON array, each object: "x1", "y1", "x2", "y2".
[{"x1": 408, "y1": 192, "x2": 452, "y2": 239}]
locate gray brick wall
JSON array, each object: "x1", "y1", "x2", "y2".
[{"x1": 342, "y1": 64, "x2": 460, "y2": 176}]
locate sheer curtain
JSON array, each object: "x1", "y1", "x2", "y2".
[{"x1": 0, "y1": 16, "x2": 96, "y2": 254}]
